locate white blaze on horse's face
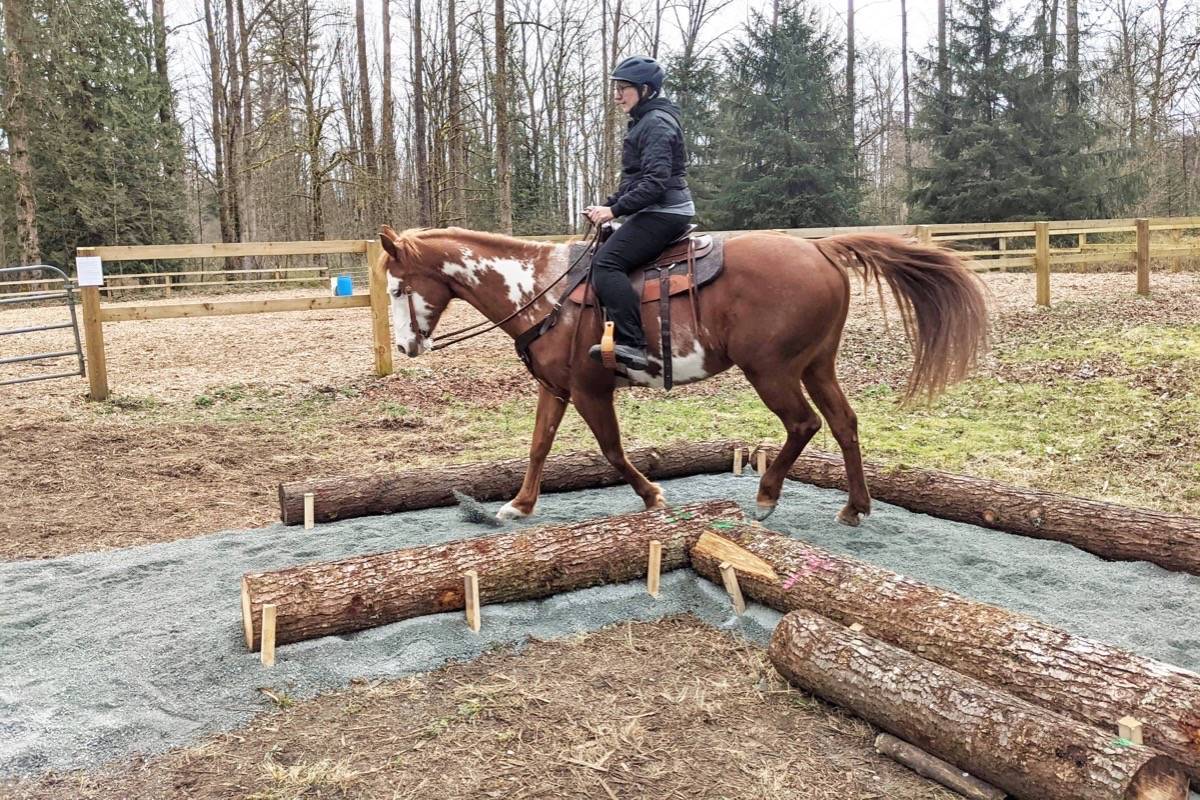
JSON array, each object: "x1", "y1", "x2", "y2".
[
  {"x1": 387, "y1": 271, "x2": 434, "y2": 357},
  {"x1": 442, "y1": 246, "x2": 536, "y2": 308}
]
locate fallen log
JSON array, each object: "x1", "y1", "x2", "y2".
[
  {"x1": 689, "y1": 524, "x2": 1200, "y2": 779},
  {"x1": 243, "y1": 499, "x2": 742, "y2": 650},
  {"x1": 279, "y1": 440, "x2": 747, "y2": 524},
  {"x1": 873, "y1": 734, "x2": 1005, "y2": 800},
  {"x1": 759, "y1": 447, "x2": 1200, "y2": 576},
  {"x1": 770, "y1": 611, "x2": 1189, "y2": 800}
]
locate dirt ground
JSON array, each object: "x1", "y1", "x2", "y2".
[
  {"x1": 0, "y1": 617, "x2": 960, "y2": 800},
  {"x1": 2, "y1": 270, "x2": 1200, "y2": 560}
]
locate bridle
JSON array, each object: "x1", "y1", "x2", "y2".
[{"x1": 388, "y1": 223, "x2": 601, "y2": 352}]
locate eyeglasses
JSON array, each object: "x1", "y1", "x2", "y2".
[{"x1": 611, "y1": 81, "x2": 636, "y2": 93}]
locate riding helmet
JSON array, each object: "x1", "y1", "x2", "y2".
[{"x1": 611, "y1": 55, "x2": 666, "y2": 95}]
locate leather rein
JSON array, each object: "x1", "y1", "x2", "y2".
[{"x1": 391, "y1": 225, "x2": 601, "y2": 352}]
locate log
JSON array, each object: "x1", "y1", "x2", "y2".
[
  {"x1": 763, "y1": 447, "x2": 1200, "y2": 576},
  {"x1": 689, "y1": 524, "x2": 1200, "y2": 779},
  {"x1": 243, "y1": 499, "x2": 742, "y2": 649},
  {"x1": 769, "y1": 611, "x2": 1189, "y2": 800},
  {"x1": 873, "y1": 734, "x2": 1005, "y2": 800},
  {"x1": 279, "y1": 440, "x2": 747, "y2": 524}
]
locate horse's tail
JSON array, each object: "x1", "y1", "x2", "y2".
[{"x1": 814, "y1": 233, "x2": 990, "y2": 403}]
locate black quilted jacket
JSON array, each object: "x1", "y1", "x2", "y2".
[{"x1": 604, "y1": 97, "x2": 691, "y2": 217}]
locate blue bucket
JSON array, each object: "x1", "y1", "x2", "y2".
[{"x1": 335, "y1": 274, "x2": 353, "y2": 296}]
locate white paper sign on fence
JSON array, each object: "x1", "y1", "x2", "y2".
[{"x1": 76, "y1": 256, "x2": 104, "y2": 287}]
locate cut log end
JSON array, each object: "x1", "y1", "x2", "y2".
[{"x1": 1127, "y1": 756, "x2": 1190, "y2": 800}]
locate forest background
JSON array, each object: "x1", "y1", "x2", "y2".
[{"x1": 1, "y1": 0, "x2": 1196, "y2": 270}]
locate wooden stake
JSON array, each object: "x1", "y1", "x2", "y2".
[
  {"x1": 693, "y1": 531, "x2": 780, "y2": 582},
  {"x1": 303, "y1": 493, "x2": 315, "y2": 530},
  {"x1": 1136, "y1": 217, "x2": 1150, "y2": 296},
  {"x1": 646, "y1": 540, "x2": 662, "y2": 598},
  {"x1": 1035, "y1": 221, "x2": 1051, "y2": 307},
  {"x1": 719, "y1": 561, "x2": 746, "y2": 615},
  {"x1": 757, "y1": 449, "x2": 768, "y2": 475},
  {"x1": 1119, "y1": 716, "x2": 1144, "y2": 745},
  {"x1": 849, "y1": 623, "x2": 865, "y2": 633},
  {"x1": 261, "y1": 603, "x2": 277, "y2": 667},
  {"x1": 733, "y1": 447, "x2": 744, "y2": 476},
  {"x1": 464, "y1": 570, "x2": 481, "y2": 632}
]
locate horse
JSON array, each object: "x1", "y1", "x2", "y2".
[{"x1": 376, "y1": 224, "x2": 988, "y2": 526}]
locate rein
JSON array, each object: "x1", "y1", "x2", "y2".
[{"x1": 394, "y1": 225, "x2": 600, "y2": 352}]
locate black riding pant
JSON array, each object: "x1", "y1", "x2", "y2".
[{"x1": 592, "y1": 212, "x2": 693, "y2": 349}]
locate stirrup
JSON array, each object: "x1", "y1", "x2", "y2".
[{"x1": 599, "y1": 321, "x2": 617, "y2": 369}]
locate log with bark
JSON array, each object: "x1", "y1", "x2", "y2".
[
  {"x1": 243, "y1": 499, "x2": 742, "y2": 650},
  {"x1": 759, "y1": 447, "x2": 1200, "y2": 576},
  {"x1": 689, "y1": 524, "x2": 1200, "y2": 779},
  {"x1": 769, "y1": 611, "x2": 1189, "y2": 800},
  {"x1": 874, "y1": 734, "x2": 1005, "y2": 800},
  {"x1": 279, "y1": 440, "x2": 747, "y2": 525}
]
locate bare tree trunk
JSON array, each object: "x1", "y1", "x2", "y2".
[
  {"x1": 1041, "y1": 0, "x2": 1059, "y2": 92},
  {"x1": 223, "y1": 0, "x2": 244, "y2": 273},
  {"x1": 381, "y1": 0, "x2": 397, "y2": 221},
  {"x1": 494, "y1": 0, "x2": 513, "y2": 232},
  {"x1": 1066, "y1": 0, "x2": 1079, "y2": 112},
  {"x1": 448, "y1": 0, "x2": 465, "y2": 224},
  {"x1": 237, "y1": 0, "x2": 256, "y2": 244},
  {"x1": 355, "y1": 0, "x2": 379, "y2": 222},
  {"x1": 413, "y1": 0, "x2": 432, "y2": 226},
  {"x1": 937, "y1": 0, "x2": 948, "y2": 99},
  {"x1": 901, "y1": 0, "x2": 912, "y2": 198},
  {"x1": 3, "y1": 0, "x2": 41, "y2": 264},
  {"x1": 847, "y1": 0, "x2": 855, "y2": 145},
  {"x1": 151, "y1": 0, "x2": 171, "y2": 127},
  {"x1": 204, "y1": 0, "x2": 233, "y2": 252},
  {"x1": 605, "y1": 0, "x2": 623, "y2": 197}
]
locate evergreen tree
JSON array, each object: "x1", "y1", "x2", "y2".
[
  {"x1": 4, "y1": 0, "x2": 189, "y2": 268},
  {"x1": 910, "y1": 0, "x2": 1121, "y2": 223},
  {"x1": 699, "y1": 4, "x2": 860, "y2": 230}
]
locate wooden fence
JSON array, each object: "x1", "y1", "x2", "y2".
[
  {"x1": 73, "y1": 240, "x2": 391, "y2": 401},
  {"x1": 0, "y1": 217, "x2": 1193, "y2": 400}
]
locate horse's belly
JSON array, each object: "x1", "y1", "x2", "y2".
[{"x1": 618, "y1": 339, "x2": 728, "y2": 390}]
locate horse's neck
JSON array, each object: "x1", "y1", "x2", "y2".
[{"x1": 436, "y1": 234, "x2": 568, "y2": 334}]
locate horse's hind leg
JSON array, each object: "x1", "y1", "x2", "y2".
[
  {"x1": 571, "y1": 389, "x2": 666, "y2": 509},
  {"x1": 743, "y1": 366, "x2": 823, "y2": 518},
  {"x1": 802, "y1": 357, "x2": 871, "y2": 526},
  {"x1": 498, "y1": 385, "x2": 568, "y2": 519}
]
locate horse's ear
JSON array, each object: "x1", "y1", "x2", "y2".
[{"x1": 379, "y1": 225, "x2": 400, "y2": 260}]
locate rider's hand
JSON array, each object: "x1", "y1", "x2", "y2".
[{"x1": 584, "y1": 205, "x2": 615, "y2": 225}]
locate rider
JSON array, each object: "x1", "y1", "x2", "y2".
[{"x1": 584, "y1": 55, "x2": 695, "y2": 372}]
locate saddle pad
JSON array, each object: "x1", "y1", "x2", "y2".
[{"x1": 565, "y1": 235, "x2": 725, "y2": 306}]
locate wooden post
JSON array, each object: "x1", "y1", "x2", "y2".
[
  {"x1": 1035, "y1": 222, "x2": 1050, "y2": 307},
  {"x1": 1136, "y1": 217, "x2": 1150, "y2": 295},
  {"x1": 261, "y1": 603, "x2": 277, "y2": 667},
  {"x1": 1119, "y1": 716, "x2": 1144, "y2": 745},
  {"x1": 1170, "y1": 227, "x2": 1183, "y2": 273},
  {"x1": 646, "y1": 540, "x2": 662, "y2": 598},
  {"x1": 303, "y1": 493, "x2": 315, "y2": 530},
  {"x1": 80, "y1": 286, "x2": 110, "y2": 401},
  {"x1": 997, "y1": 236, "x2": 1007, "y2": 272},
  {"x1": 916, "y1": 225, "x2": 932, "y2": 245},
  {"x1": 733, "y1": 447, "x2": 744, "y2": 476},
  {"x1": 366, "y1": 239, "x2": 394, "y2": 377},
  {"x1": 756, "y1": 449, "x2": 768, "y2": 475},
  {"x1": 463, "y1": 569, "x2": 481, "y2": 632},
  {"x1": 719, "y1": 561, "x2": 746, "y2": 615}
]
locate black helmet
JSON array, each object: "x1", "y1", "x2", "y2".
[{"x1": 611, "y1": 55, "x2": 665, "y2": 96}]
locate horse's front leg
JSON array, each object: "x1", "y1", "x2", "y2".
[
  {"x1": 498, "y1": 385, "x2": 569, "y2": 520},
  {"x1": 571, "y1": 389, "x2": 666, "y2": 509}
]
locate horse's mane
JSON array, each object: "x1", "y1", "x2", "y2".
[{"x1": 391, "y1": 226, "x2": 556, "y2": 262}]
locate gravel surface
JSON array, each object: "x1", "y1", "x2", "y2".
[{"x1": 3, "y1": 471, "x2": 1199, "y2": 779}]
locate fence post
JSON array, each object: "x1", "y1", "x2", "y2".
[
  {"x1": 1035, "y1": 222, "x2": 1050, "y2": 307},
  {"x1": 80, "y1": 285, "x2": 110, "y2": 401},
  {"x1": 1170, "y1": 226, "x2": 1182, "y2": 273},
  {"x1": 1136, "y1": 218, "x2": 1150, "y2": 296},
  {"x1": 366, "y1": 240, "x2": 394, "y2": 377},
  {"x1": 916, "y1": 225, "x2": 932, "y2": 245}
]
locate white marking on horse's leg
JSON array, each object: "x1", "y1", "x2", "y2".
[{"x1": 497, "y1": 500, "x2": 533, "y2": 520}]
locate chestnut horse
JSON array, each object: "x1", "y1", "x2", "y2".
[{"x1": 377, "y1": 225, "x2": 988, "y2": 525}]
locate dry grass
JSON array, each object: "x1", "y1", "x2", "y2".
[{"x1": 0, "y1": 617, "x2": 961, "y2": 800}]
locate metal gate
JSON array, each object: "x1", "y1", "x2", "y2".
[{"x1": 0, "y1": 264, "x2": 85, "y2": 386}]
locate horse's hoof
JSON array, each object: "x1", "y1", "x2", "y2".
[
  {"x1": 755, "y1": 503, "x2": 777, "y2": 522},
  {"x1": 836, "y1": 506, "x2": 862, "y2": 527},
  {"x1": 497, "y1": 501, "x2": 532, "y2": 521},
  {"x1": 644, "y1": 483, "x2": 667, "y2": 510}
]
